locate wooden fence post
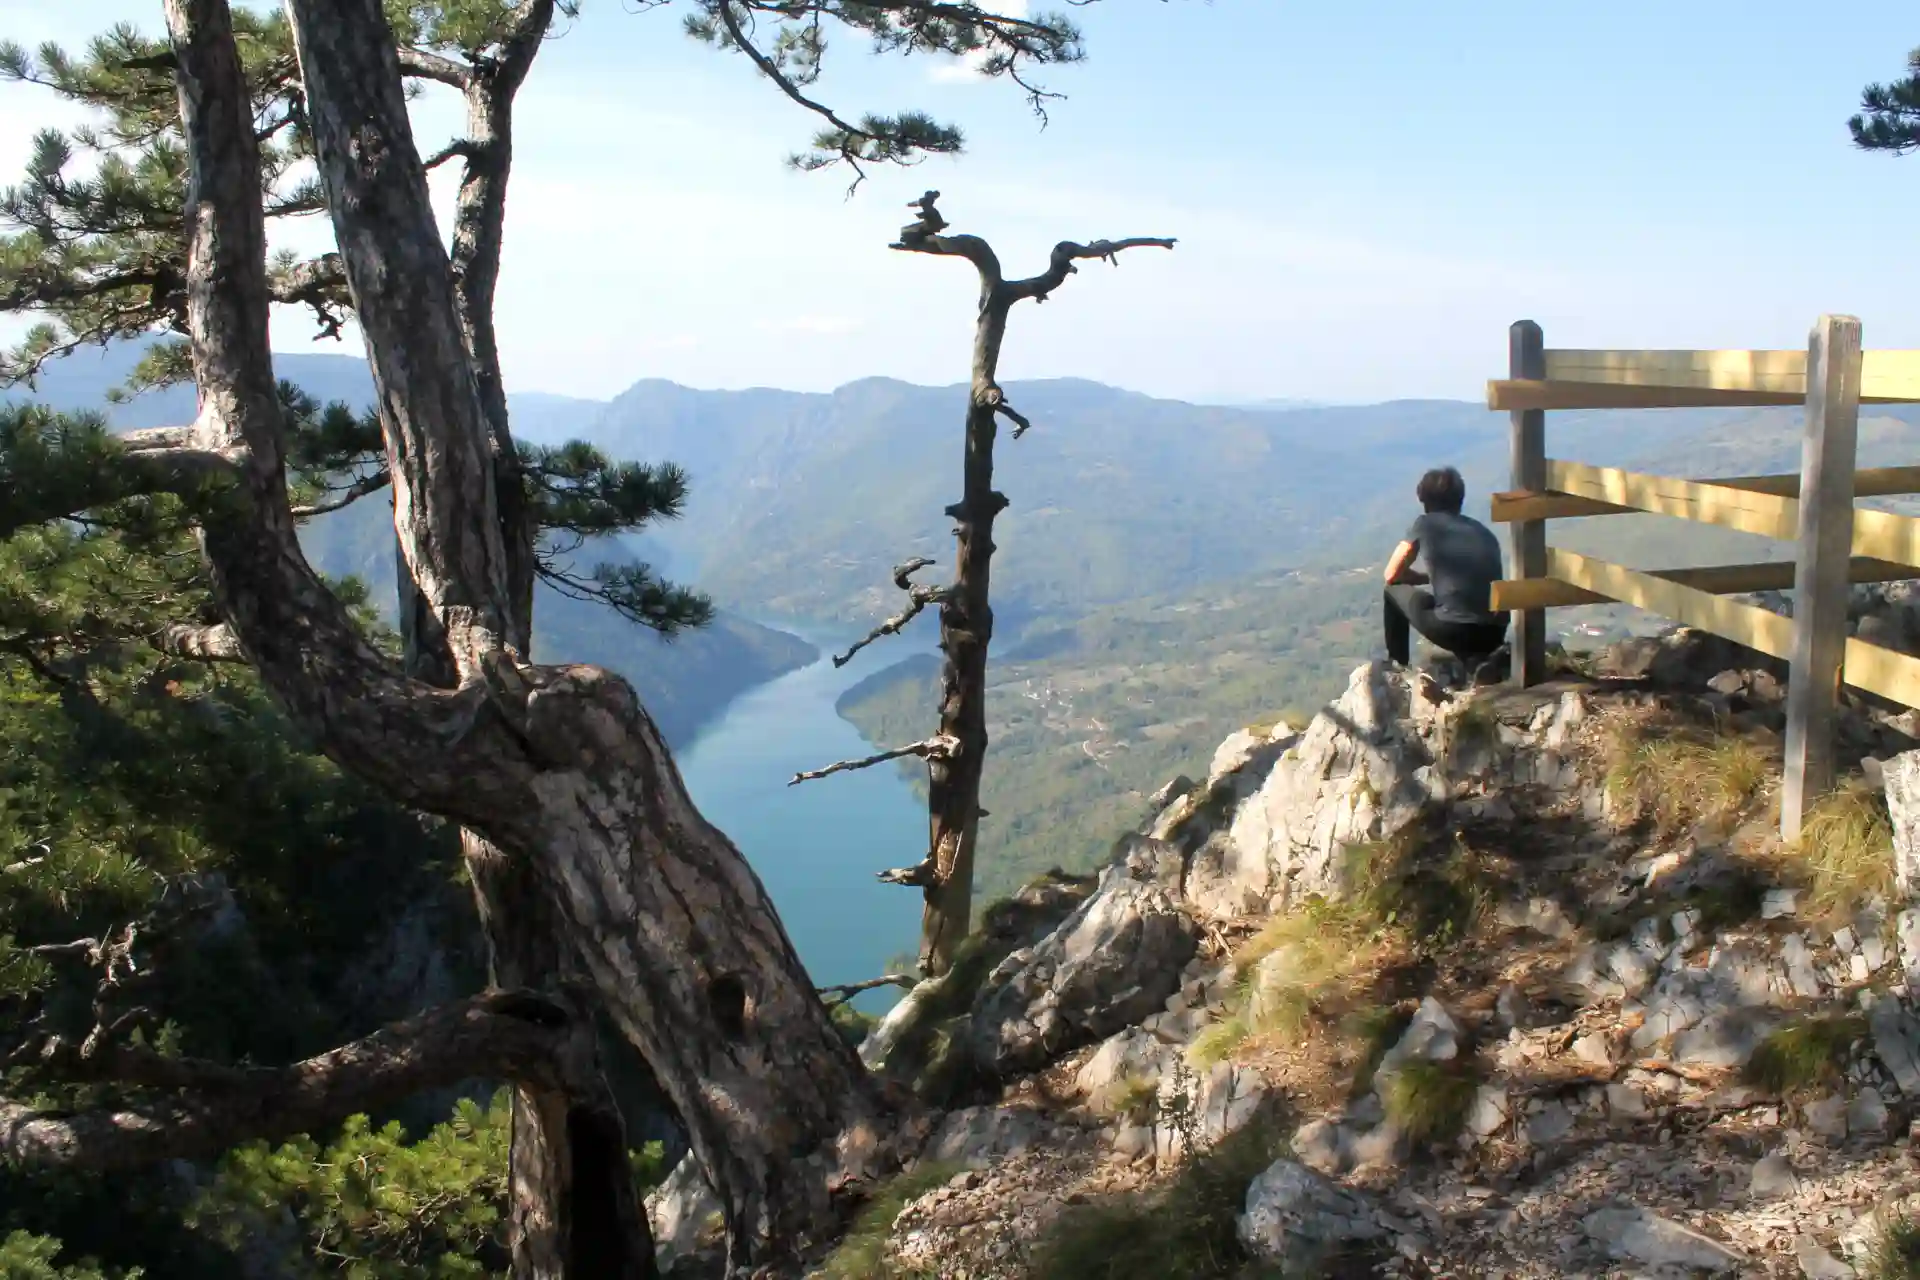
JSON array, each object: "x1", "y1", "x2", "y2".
[
  {"x1": 1509, "y1": 320, "x2": 1548, "y2": 686},
  {"x1": 1782, "y1": 314, "x2": 1865, "y2": 842}
]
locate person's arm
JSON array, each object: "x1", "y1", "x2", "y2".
[{"x1": 1384, "y1": 540, "x2": 1427, "y2": 585}]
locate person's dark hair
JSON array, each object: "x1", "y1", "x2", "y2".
[{"x1": 1416, "y1": 466, "x2": 1466, "y2": 514}]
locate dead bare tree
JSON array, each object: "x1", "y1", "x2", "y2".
[{"x1": 792, "y1": 194, "x2": 1173, "y2": 976}]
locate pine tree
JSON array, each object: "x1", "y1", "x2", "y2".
[
  {"x1": 1850, "y1": 48, "x2": 1920, "y2": 153},
  {"x1": 0, "y1": 2, "x2": 1113, "y2": 1274}
]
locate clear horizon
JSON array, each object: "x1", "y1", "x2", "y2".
[{"x1": 3, "y1": 2, "x2": 1917, "y2": 408}]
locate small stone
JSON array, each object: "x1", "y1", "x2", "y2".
[
  {"x1": 1805, "y1": 1095, "x2": 1850, "y2": 1141},
  {"x1": 1750, "y1": 1154, "x2": 1800, "y2": 1198},
  {"x1": 1525, "y1": 1101, "x2": 1575, "y2": 1145},
  {"x1": 1852, "y1": 954, "x2": 1872, "y2": 983},
  {"x1": 1795, "y1": 1235, "x2": 1857, "y2": 1280},
  {"x1": 1606, "y1": 1083, "x2": 1650, "y2": 1118},
  {"x1": 1848, "y1": 1088, "x2": 1889, "y2": 1134},
  {"x1": 1467, "y1": 1086, "x2": 1511, "y2": 1139},
  {"x1": 1583, "y1": 1205, "x2": 1745, "y2": 1271},
  {"x1": 1495, "y1": 985, "x2": 1530, "y2": 1032},
  {"x1": 1572, "y1": 1031, "x2": 1614, "y2": 1068},
  {"x1": 1862, "y1": 934, "x2": 1890, "y2": 974},
  {"x1": 1870, "y1": 998, "x2": 1920, "y2": 1098},
  {"x1": 1835, "y1": 927, "x2": 1859, "y2": 956},
  {"x1": 1785, "y1": 934, "x2": 1825, "y2": 998},
  {"x1": 1763, "y1": 889, "x2": 1801, "y2": 920},
  {"x1": 1291, "y1": 1118, "x2": 1348, "y2": 1176}
]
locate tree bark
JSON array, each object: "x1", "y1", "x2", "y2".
[{"x1": 0, "y1": 990, "x2": 577, "y2": 1171}]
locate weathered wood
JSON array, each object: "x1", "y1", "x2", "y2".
[
  {"x1": 1490, "y1": 556, "x2": 1915, "y2": 611},
  {"x1": 1489, "y1": 380, "x2": 1915, "y2": 412},
  {"x1": 1488, "y1": 347, "x2": 1920, "y2": 409},
  {"x1": 1546, "y1": 346, "x2": 1920, "y2": 399},
  {"x1": 1509, "y1": 320, "x2": 1548, "y2": 687},
  {"x1": 1543, "y1": 459, "x2": 1920, "y2": 570},
  {"x1": 1492, "y1": 465, "x2": 1920, "y2": 523},
  {"x1": 1542, "y1": 551, "x2": 1920, "y2": 711},
  {"x1": 1545, "y1": 460, "x2": 1801, "y2": 540},
  {"x1": 1783, "y1": 316, "x2": 1865, "y2": 842},
  {"x1": 1546, "y1": 548, "x2": 1797, "y2": 659}
]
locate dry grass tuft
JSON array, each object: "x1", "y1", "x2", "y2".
[
  {"x1": 1793, "y1": 780, "x2": 1896, "y2": 916},
  {"x1": 1601, "y1": 713, "x2": 1773, "y2": 837}
]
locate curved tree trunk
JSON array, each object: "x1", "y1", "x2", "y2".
[{"x1": 153, "y1": 1, "x2": 911, "y2": 1268}]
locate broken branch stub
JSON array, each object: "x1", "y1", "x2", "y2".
[
  {"x1": 788, "y1": 734, "x2": 960, "y2": 786},
  {"x1": 833, "y1": 557, "x2": 955, "y2": 668}
]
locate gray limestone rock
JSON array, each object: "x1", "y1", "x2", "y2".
[
  {"x1": 970, "y1": 855, "x2": 1198, "y2": 1076},
  {"x1": 1582, "y1": 1205, "x2": 1745, "y2": 1272},
  {"x1": 1884, "y1": 749, "x2": 1920, "y2": 901},
  {"x1": 1749, "y1": 1154, "x2": 1800, "y2": 1199},
  {"x1": 1869, "y1": 997, "x2": 1920, "y2": 1098},
  {"x1": 1238, "y1": 1159, "x2": 1385, "y2": 1264}
]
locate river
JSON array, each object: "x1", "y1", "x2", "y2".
[{"x1": 676, "y1": 621, "x2": 930, "y2": 1012}]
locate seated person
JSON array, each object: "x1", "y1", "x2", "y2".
[{"x1": 1383, "y1": 466, "x2": 1511, "y2": 673}]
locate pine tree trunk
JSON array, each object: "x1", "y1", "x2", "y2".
[{"x1": 154, "y1": 4, "x2": 910, "y2": 1268}]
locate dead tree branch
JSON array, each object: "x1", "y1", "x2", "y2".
[
  {"x1": 816, "y1": 974, "x2": 917, "y2": 1009},
  {"x1": 789, "y1": 734, "x2": 959, "y2": 786},
  {"x1": 877, "y1": 859, "x2": 936, "y2": 889},
  {"x1": 833, "y1": 557, "x2": 953, "y2": 668}
]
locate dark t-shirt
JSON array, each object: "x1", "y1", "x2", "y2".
[{"x1": 1406, "y1": 512, "x2": 1506, "y2": 623}]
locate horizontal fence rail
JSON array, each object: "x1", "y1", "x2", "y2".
[{"x1": 1487, "y1": 316, "x2": 1920, "y2": 842}]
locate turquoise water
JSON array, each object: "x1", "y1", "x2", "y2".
[{"x1": 675, "y1": 622, "x2": 929, "y2": 1011}]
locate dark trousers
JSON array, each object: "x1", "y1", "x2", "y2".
[{"x1": 1384, "y1": 585, "x2": 1510, "y2": 666}]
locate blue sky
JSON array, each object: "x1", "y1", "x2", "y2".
[{"x1": 1, "y1": 1, "x2": 1917, "y2": 405}]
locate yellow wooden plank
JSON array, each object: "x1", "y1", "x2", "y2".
[
  {"x1": 1545, "y1": 349, "x2": 1809, "y2": 394},
  {"x1": 1491, "y1": 466, "x2": 1920, "y2": 523},
  {"x1": 1545, "y1": 460, "x2": 1800, "y2": 541},
  {"x1": 1540, "y1": 548, "x2": 1920, "y2": 707},
  {"x1": 1533, "y1": 348, "x2": 1920, "y2": 401},
  {"x1": 1490, "y1": 557, "x2": 1916, "y2": 611},
  {"x1": 1488, "y1": 380, "x2": 1809, "y2": 411},
  {"x1": 1853, "y1": 507, "x2": 1920, "y2": 569},
  {"x1": 1545, "y1": 548, "x2": 1795, "y2": 660},
  {"x1": 1842, "y1": 635, "x2": 1920, "y2": 709}
]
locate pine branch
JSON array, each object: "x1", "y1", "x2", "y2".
[
  {"x1": 833, "y1": 556, "x2": 952, "y2": 667},
  {"x1": 290, "y1": 467, "x2": 391, "y2": 518},
  {"x1": 0, "y1": 417, "x2": 241, "y2": 537},
  {"x1": 0, "y1": 989, "x2": 571, "y2": 1172},
  {"x1": 395, "y1": 46, "x2": 471, "y2": 88},
  {"x1": 789, "y1": 734, "x2": 959, "y2": 785}
]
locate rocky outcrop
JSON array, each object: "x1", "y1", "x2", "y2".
[
  {"x1": 1160, "y1": 659, "x2": 1591, "y2": 920},
  {"x1": 1237, "y1": 1158, "x2": 1384, "y2": 1265},
  {"x1": 968, "y1": 841, "x2": 1198, "y2": 1076}
]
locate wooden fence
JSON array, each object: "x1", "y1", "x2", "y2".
[{"x1": 1484, "y1": 316, "x2": 1920, "y2": 840}]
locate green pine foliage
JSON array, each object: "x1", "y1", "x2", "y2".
[
  {"x1": 0, "y1": 1232, "x2": 137, "y2": 1280},
  {"x1": 1853, "y1": 47, "x2": 1920, "y2": 155}
]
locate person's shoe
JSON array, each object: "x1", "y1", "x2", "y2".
[{"x1": 1469, "y1": 646, "x2": 1513, "y2": 687}]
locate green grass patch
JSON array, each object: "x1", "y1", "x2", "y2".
[
  {"x1": 1377, "y1": 1059, "x2": 1477, "y2": 1146},
  {"x1": 1027, "y1": 1116, "x2": 1296, "y2": 1280},
  {"x1": 1743, "y1": 1013, "x2": 1867, "y2": 1094},
  {"x1": 1186, "y1": 1011, "x2": 1253, "y2": 1069},
  {"x1": 1865, "y1": 1213, "x2": 1920, "y2": 1280},
  {"x1": 811, "y1": 1162, "x2": 968, "y2": 1280}
]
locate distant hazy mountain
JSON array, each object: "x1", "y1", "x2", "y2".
[
  {"x1": 9, "y1": 346, "x2": 816, "y2": 748},
  {"x1": 26, "y1": 341, "x2": 1920, "y2": 651}
]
